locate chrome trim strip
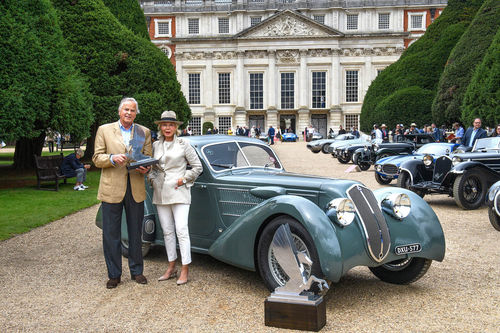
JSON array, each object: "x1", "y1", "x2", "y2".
[
  {"x1": 400, "y1": 167, "x2": 413, "y2": 184},
  {"x1": 495, "y1": 191, "x2": 500, "y2": 216},
  {"x1": 219, "y1": 200, "x2": 257, "y2": 205},
  {"x1": 221, "y1": 213, "x2": 241, "y2": 217}
]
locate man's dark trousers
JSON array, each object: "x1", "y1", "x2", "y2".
[{"x1": 102, "y1": 175, "x2": 144, "y2": 279}]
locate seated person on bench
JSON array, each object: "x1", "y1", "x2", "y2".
[{"x1": 61, "y1": 148, "x2": 90, "y2": 191}]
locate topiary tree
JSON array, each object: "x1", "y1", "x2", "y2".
[
  {"x1": 461, "y1": 29, "x2": 500, "y2": 127},
  {"x1": 101, "y1": 0, "x2": 149, "y2": 40},
  {"x1": 432, "y1": 0, "x2": 499, "y2": 125},
  {"x1": 51, "y1": 0, "x2": 190, "y2": 159},
  {"x1": 0, "y1": 0, "x2": 93, "y2": 169},
  {"x1": 360, "y1": 0, "x2": 484, "y2": 132},
  {"x1": 202, "y1": 122, "x2": 214, "y2": 134}
]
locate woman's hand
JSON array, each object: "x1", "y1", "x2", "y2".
[{"x1": 175, "y1": 178, "x2": 185, "y2": 189}]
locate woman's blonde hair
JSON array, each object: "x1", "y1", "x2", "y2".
[{"x1": 157, "y1": 122, "x2": 180, "y2": 139}]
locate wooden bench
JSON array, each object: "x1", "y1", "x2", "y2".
[{"x1": 33, "y1": 154, "x2": 67, "y2": 191}]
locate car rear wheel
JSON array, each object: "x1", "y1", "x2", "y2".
[
  {"x1": 321, "y1": 144, "x2": 331, "y2": 154},
  {"x1": 397, "y1": 171, "x2": 425, "y2": 198},
  {"x1": 257, "y1": 216, "x2": 322, "y2": 292},
  {"x1": 337, "y1": 152, "x2": 351, "y2": 164},
  {"x1": 488, "y1": 207, "x2": 500, "y2": 231},
  {"x1": 453, "y1": 170, "x2": 486, "y2": 210},
  {"x1": 369, "y1": 257, "x2": 432, "y2": 285},
  {"x1": 375, "y1": 172, "x2": 392, "y2": 185},
  {"x1": 121, "y1": 239, "x2": 151, "y2": 258}
]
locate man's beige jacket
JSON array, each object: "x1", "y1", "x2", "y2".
[{"x1": 93, "y1": 121, "x2": 152, "y2": 203}]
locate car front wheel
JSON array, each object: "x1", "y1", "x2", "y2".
[
  {"x1": 257, "y1": 216, "x2": 322, "y2": 292},
  {"x1": 337, "y1": 152, "x2": 351, "y2": 164},
  {"x1": 375, "y1": 172, "x2": 392, "y2": 185},
  {"x1": 321, "y1": 144, "x2": 331, "y2": 154},
  {"x1": 488, "y1": 207, "x2": 500, "y2": 231},
  {"x1": 453, "y1": 170, "x2": 486, "y2": 210},
  {"x1": 121, "y1": 239, "x2": 151, "y2": 258},
  {"x1": 369, "y1": 257, "x2": 432, "y2": 285},
  {"x1": 397, "y1": 171, "x2": 425, "y2": 198}
]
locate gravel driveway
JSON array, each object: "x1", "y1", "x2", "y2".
[{"x1": 0, "y1": 141, "x2": 498, "y2": 332}]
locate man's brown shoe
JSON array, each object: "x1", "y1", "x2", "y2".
[
  {"x1": 106, "y1": 277, "x2": 120, "y2": 289},
  {"x1": 131, "y1": 274, "x2": 147, "y2": 284}
]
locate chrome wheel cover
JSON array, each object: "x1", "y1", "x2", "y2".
[
  {"x1": 381, "y1": 257, "x2": 413, "y2": 271},
  {"x1": 268, "y1": 233, "x2": 311, "y2": 286}
]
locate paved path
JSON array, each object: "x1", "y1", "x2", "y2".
[{"x1": 0, "y1": 142, "x2": 498, "y2": 332}]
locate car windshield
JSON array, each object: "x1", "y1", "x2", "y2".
[
  {"x1": 472, "y1": 137, "x2": 500, "y2": 152},
  {"x1": 336, "y1": 134, "x2": 349, "y2": 140},
  {"x1": 202, "y1": 141, "x2": 282, "y2": 172},
  {"x1": 417, "y1": 144, "x2": 452, "y2": 155}
]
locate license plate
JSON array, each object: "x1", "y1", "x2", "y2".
[{"x1": 395, "y1": 243, "x2": 421, "y2": 255}]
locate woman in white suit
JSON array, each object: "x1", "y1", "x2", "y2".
[{"x1": 149, "y1": 111, "x2": 202, "y2": 285}]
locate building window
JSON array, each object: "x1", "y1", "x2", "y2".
[
  {"x1": 378, "y1": 13, "x2": 390, "y2": 29},
  {"x1": 218, "y1": 73, "x2": 231, "y2": 104},
  {"x1": 249, "y1": 73, "x2": 264, "y2": 110},
  {"x1": 312, "y1": 71, "x2": 326, "y2": 108},
  {"x1": 313, "y1": 15, "x2": 325, "y2": 25},
  {"x1": 345, "y1": 70, "x2": 358, "y2": 102},
  {"x1": 188, "y1": 116, "x2": 202, "y2": 135},
  {"x1": 160, "y1": 45, "x2": 172, "y2": 59},
  {"x1": 188, "y1": 18, "x2": 199, "y2": 34},
  {"x1": 346, "y1": 14, "x2": 358, "y2": 30},
  {"x1": 377, "y1": 68, "x2": 385, "y2": 76},
  {"x1": 408, "y1": 12, "x2": 427, "y2": 31},
  {"x1": 250, "y1": 16, "x2": 262, "y2": 26},
  {"x1": 218, "y1": 17, "x2": 229, "y2": 34},
  {"x1": 218, "y1": 116, "x2": 232, "y2": 135},
  {"x1": 345, "y1": 114, "x2": 359, "y2": 130},
  {"x1": 188, "y1": 73, "x2": 200, "y2": 104},
  {"x1": 154, "y1": 19, "x2": 172, "y2": 38},
  {"x1": 214, "y1": 0, "x2": 232, "y2": 3},
  {"x1": 186, "y1": 0, "x2": 202, "y2": 5},
  {"x1": 280, "y1": 72, "x2": 295, "y2": 109}
]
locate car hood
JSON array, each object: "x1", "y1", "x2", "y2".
[
  {"x1": 376, "y1": 154, "x2": 422, "y2": 165},
  {"x1": 307, "y1": 138, "x2": 336, "y2": 146}
]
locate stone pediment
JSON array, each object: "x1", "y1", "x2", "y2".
[{"x1": 236, "y1": 10, "x2": 343, "y2": 39}]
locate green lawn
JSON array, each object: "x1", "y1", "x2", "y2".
[{"x1": 0, "y1": 151, "x2": 101, "y2": 240}]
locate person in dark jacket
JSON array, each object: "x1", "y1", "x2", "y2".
[
  {"x1": 268, "y1": 125, "x2": 276, "y2": 145},
  {"x1": 61, "y1": 148, "x2": 90, "y2": 190},
  {"x1": 463, "y1": 118, "x2": 488, "y2": 147}
]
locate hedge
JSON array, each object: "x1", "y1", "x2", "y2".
[{"x1": 101, "y1": 0, "x2": 149, "y2": 40}]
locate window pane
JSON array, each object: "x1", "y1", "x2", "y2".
[
  {"x1": 158, "y1": 22, "x2": 170, "y2": 35},
  {"x1": 250, "y1": 16, "x2": 262, "y2": 26},
  {"x1": 312, "y1": 71, "x2": 326, "y2": 108},
  {"x1": 218, "y1": 17, "x2": 229, "y2": 34},
  {"x1": 218, "y1": 73, "x2": 231, "y2": 104},
  {"x1": 188, "y1": 73, "x2": 200, "y2": 104},
  {"x1": 218, "y1": 116, "x2": 232, "y2": 135},
  {"x1": 378, "y1": 13, "x2": 390, "y2": 29},
  {"x1": 188, "y1": 18, "x2": 199, "y2": 34},
  {"x1": 411, "y1": 15, "x2": 423, "y2": 29},
  {"x1": 188, "y1": 116, "x2": 201, "y2": 135},
  {"x1": 345, "y1": 70, "x2": 358, "y2": 102},
  {"x1": 313, "y1": 15, "x2": 325, "y2": 25},
  {"x1": 346, "y1": 14, "x2": 358, "y2": 30},
  {"x1": 345, "y1": 114, "x2": 359, "y2": 131},
  {"x1": 249, "y1": 73, "x2": 264, "y2": 109},
  {"x1": 280, "y1": 72, "x2": 295, "y2": 109}
]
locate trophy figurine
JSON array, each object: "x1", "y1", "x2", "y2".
[
  {"x1": 264, "y1": 224, "x2": 329, "y2": 331},
  {"x1": 126, "y1": 125, "x2": 158, "y2": 170}
]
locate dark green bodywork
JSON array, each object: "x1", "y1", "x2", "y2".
[{"x1": 96, "y1": 135, "x2": 445, "y2": 283}]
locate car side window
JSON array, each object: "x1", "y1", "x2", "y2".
[
  {"x1": 239, "y1": 143, "x2": 281, "y2": 169},
  {"x1": 203, "y1": 142, "x2": 247, "y2": 171}
]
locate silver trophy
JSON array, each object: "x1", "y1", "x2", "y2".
[{"x1": 126, "y1": 125, "x2": 158, "y2": 170}]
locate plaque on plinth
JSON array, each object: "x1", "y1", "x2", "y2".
[
  {"x1": 126, "y1": 125, "x2": 158, "y2": 170},
  {"x1": 264, "y1": 224, "x2": 329, "y2": 332}
]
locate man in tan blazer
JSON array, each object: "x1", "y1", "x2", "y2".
[{"x1": 93, "y1": 97, "x2": 152, "y2": 289}]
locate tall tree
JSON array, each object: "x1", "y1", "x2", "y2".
[
  {"x1": 360, "y1": 0, "x2": 484, "y2": 131},
  {"x1": 101, "y1": 0, "x2": 149, "y2": 40},
  {"x1": 0, "y1": 0, "x2": 93, "y2": 169},
  {"x1": 51, "y1": 0, "x2": 190, "y2": 159},
  {"x1": 432, "y1": 0, "x2": 500, "y2": 125},
  {"x1": 461, "y1": 29, "x2": 500, "y2": 127}
]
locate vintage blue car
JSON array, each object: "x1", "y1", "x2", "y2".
[
  {"x1": 487, "y1": 181, "x2": 500, "y2": 231},
  {"x1": 281, "y1": 132, "x2": 298, "y2": 142},
  {"x1": 374, "y1": 143, "x2": 459, "y2": 185},
  {"x1": 96, "y1": 135, "x2": 445, "y2": 291}
]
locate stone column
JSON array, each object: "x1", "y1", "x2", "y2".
[
  {"x1": 267, "y1": 49, "x2": 276, "y2": 109},
  {"x1": 236, "y1": 51, "x2": 245, "y2": 109},
  {"x1": 204, "y1": 52, "x2": 213, "y2": 109},
  {"x1": 266, "y1": 108, "x2": 278, "y2": 129},
  {"x1": 298, "y1": 49, "x2": 308, "y2": 110},
  {"x1": 234, "y1": 108, "x2": 246, "y2": 127},
  {"x1": 297, "y1": 108, "x2": 310, "y2": 141},
  {"x1": 329, "y1": 106, "x2": 342, "y2": 129},
  {"x1": 331, "y1": 48, "x2": 341, "y2": 107},
  {"x1": 363, "y1": 49, "x2": 373, "y2": 99}
]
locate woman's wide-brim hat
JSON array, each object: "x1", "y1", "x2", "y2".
[{"x1": 154, "y1": 110, "x2": 183, "y2": 125}]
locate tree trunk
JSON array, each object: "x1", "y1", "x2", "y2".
[
  {"x1": 83, "y1": 123, "x2": 98, "y2": 161},
  {"x1": 13, "y1": 133, "x2": 46, "y2": 170}
]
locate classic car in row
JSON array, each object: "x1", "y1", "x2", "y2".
[
  {"x1": 487, "y1": 181, "x2": 500, "y2": 231},
  {"x1": 374, "y1": 143, "x2": 459, "y2": 185},
  {"x1": 399, "y1": 137, "x2": 500, "y2": 209},
  {"x1": 327, "y1": 135, "x2": 371, "y2": 157},
  {"x1": 306, "y1": 133, "x2": 357, "y2": 154},
  {"x1": 96, "y1": 135, "x2": 446, "y2": 291},
  {"x1": 281, "y1": 132, "x2": 298, "y2": 142}
]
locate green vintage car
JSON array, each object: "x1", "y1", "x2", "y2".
[{"x1": 96, "y1": 135, "x2": 445, "y2": 291}]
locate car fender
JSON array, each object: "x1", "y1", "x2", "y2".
[
  {"x1": 443, "y1": 162, "x2": 500, "y2": 187},
  {"x1": 399, "y1": 159, "x2": 429, "y2": 184},
  {"x1": 207, "y1": 194, "x2": 345, "y2": 282}
]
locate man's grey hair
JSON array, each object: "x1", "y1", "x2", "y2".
[
  {"x1": 75, "y1": 148, "x2": 84, "y2": 156},
  {"x1": 118, "y1": 97, "x2": 140, "y2": 114}
]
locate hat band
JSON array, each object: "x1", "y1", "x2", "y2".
[{"x1": 160, "y1": 117, "x2": 178, "y2": 122}]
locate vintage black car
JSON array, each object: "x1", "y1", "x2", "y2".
[
  {"x1": 399, "y1": 137, "x2": 500, "y2": 209},
  {"x1": 487, "y1": 180, "x2": 500, "y2": 231}
]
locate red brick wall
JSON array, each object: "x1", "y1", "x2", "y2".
[
  {"x1": 404, "y1": 8, "x2": 444, "y2": 48},
  {"x1": 148, "y1": 16, "x2": 176, "y2": 66}
]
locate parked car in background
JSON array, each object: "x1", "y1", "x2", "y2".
[
  {"x1": 328, "y1": 135, "x2": 371, "y2": 157},
  {"x1": 338, "y1": 139, "x2": 383, "y2": 165},
  {"x1": 487, "y1": 181, "x2": 500, "y2": 231},
  {"x1": 311, "y1": 132, "x2": 323, "y2": 141},
  {"x1": 95, "y1": 135, "x2": 446, "y2": 291},
  {"x1": 374, "y1": 143, "x2": 459, "y2": 185},
  {"x1": 307, "y1": 133, "x2": 357, "y2": 154},
  {"x1": 400, "y1": 137, "x2": 500, "y2": 209},
  {"x1": 281, "y1": 132, "x2": 298, "y2": 142}
]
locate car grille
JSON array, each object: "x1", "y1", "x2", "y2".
[
  {"x1": 381, "y1": 164, "x2": 398, "y2": 176},
  {"x1": 432, "y1": 156, "x2": 452, "y2": 183},
  {"x1": 218, "y1": 188, "x2": 263, "y2": 217},
  {"x1": 347, "y1": 185, "x2": 391, "y2": 262}
]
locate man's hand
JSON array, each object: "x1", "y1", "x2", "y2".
[
  {"x1": 84, "y1": 164, "x2": 91, "y2": 169},
  {"x1": 136, "y1": 166, "x2": 150, "y2": 174},
  {"x1": 112, "y1": 154, "x2": 128, "y2": 166}
]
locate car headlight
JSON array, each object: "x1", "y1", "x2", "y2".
[
  {"x1": 373, "y1": 145, "x2": 379, "y2": 152},
  {"x1": 375, "y1": 164, "x2": 382, "y2": 172},
  {"x1": 364, "y1": 147, "x2": 368, "y2": 151},
  {"x1": 452, "y1": 156, "x2": 462, "y2": 166},
  {"x1": 423, "y1": 154, "x2": 433, "y2": 166},
  {"x1": 326, "y1": 198, "x2": 356, "y2": 227},
  {"x1": 344, "y1": 148, "x2": 348, "y2": 152},
  {"x1": 382, "y1": 193, "x2": 411, "y2": 220},
  {"x1": 455, "y1": 149, "x2": 465, "y2": 154},
  {"x1": 488, "y1": 183, "x2": 500, "y2": 202}
]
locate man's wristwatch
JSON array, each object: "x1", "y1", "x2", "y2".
[{"x1": 182, "y1": 178, "x2": 187, "y2": 185}]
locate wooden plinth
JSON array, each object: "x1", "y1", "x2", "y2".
[{"x1": 264, "y1": 297, "x2": 326, "y2": 331}]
